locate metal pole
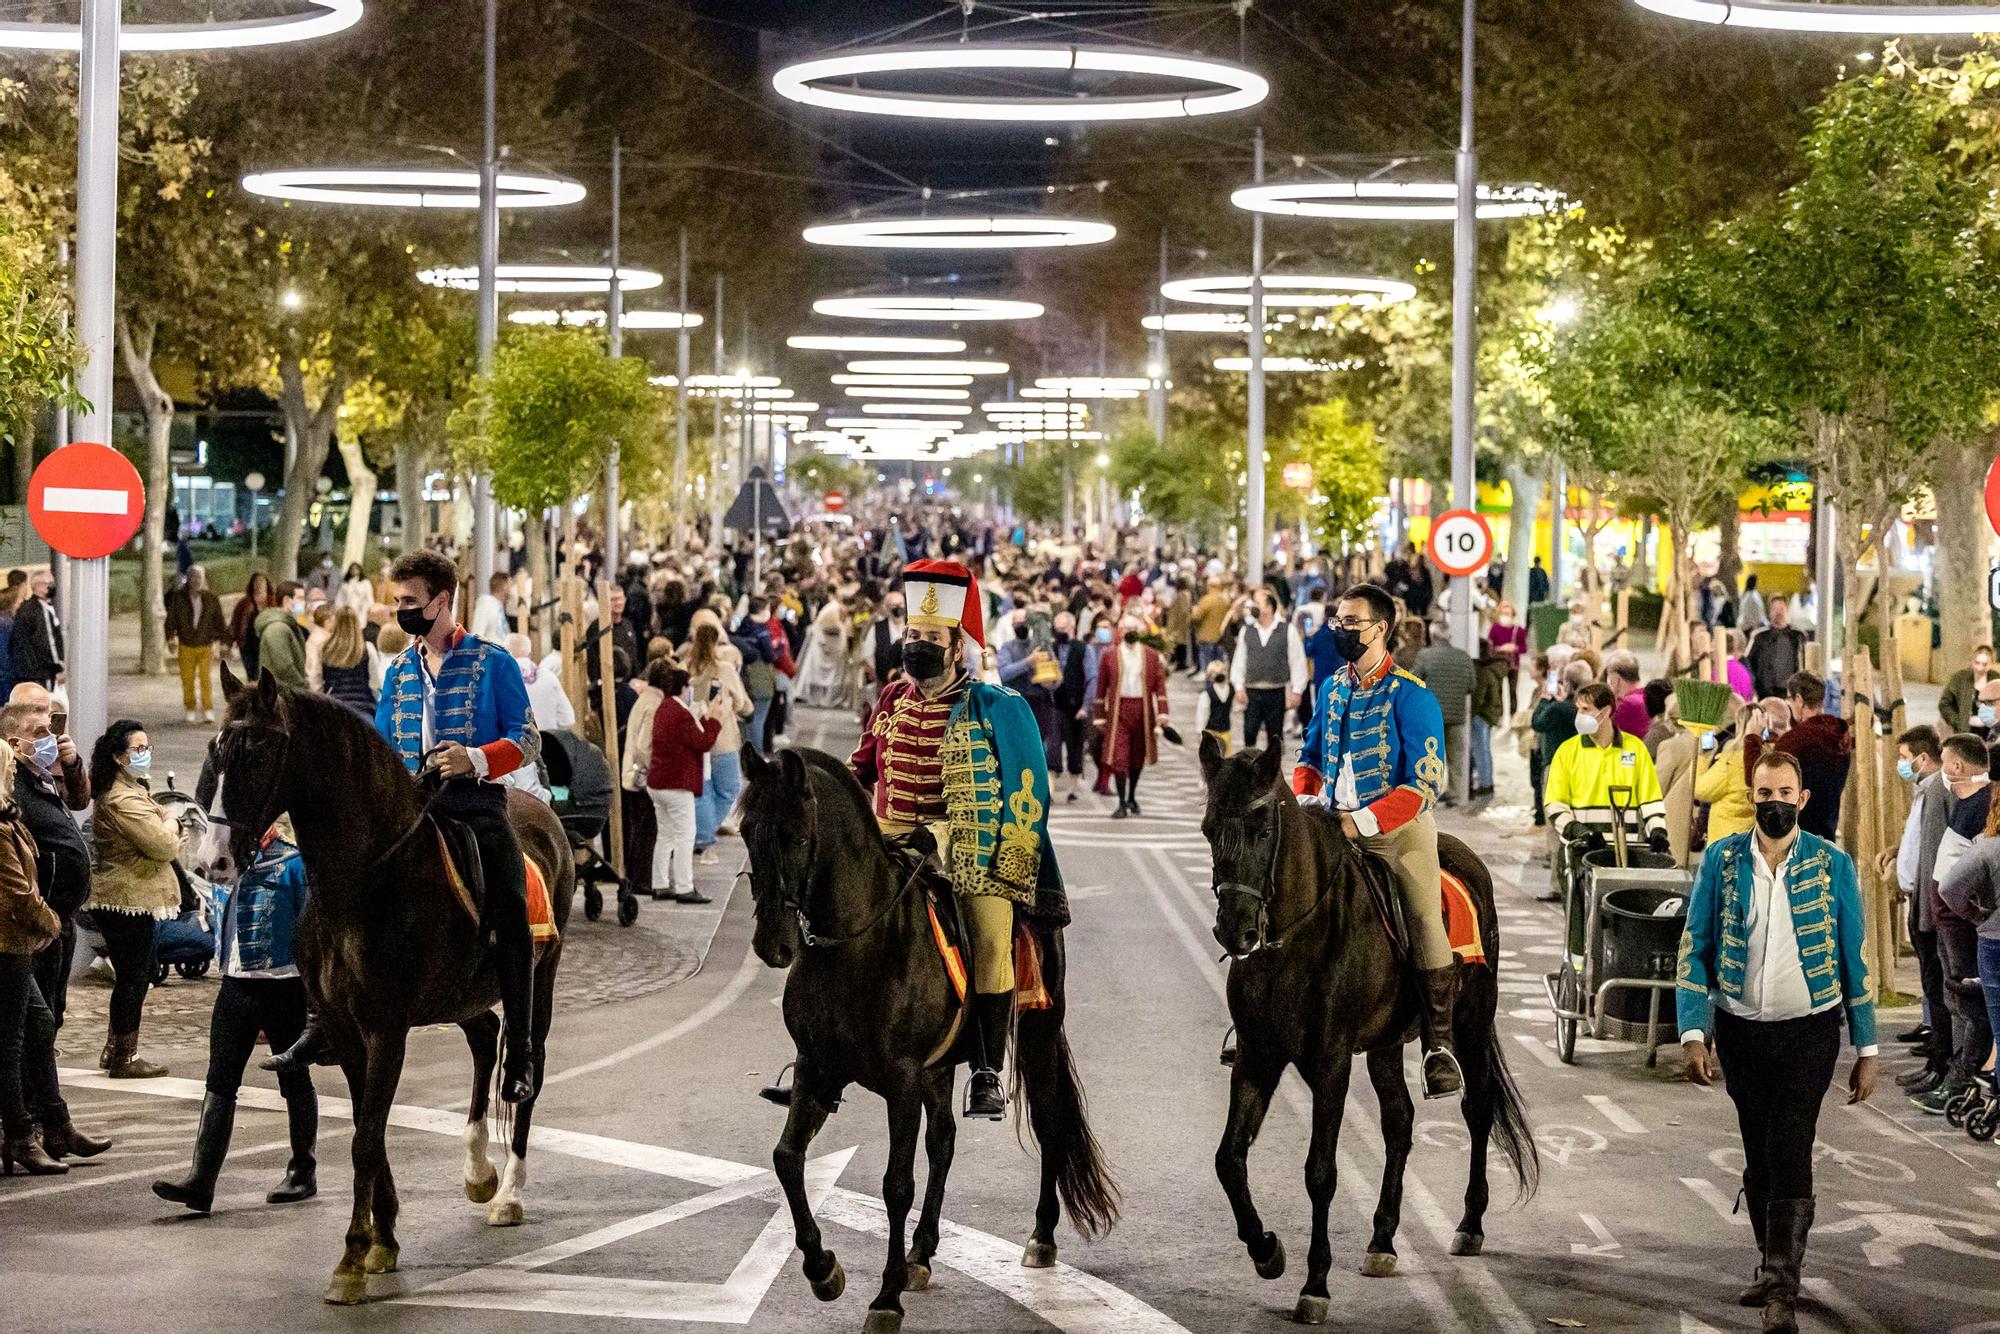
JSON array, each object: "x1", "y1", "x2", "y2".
[
  {"x1": 1149, "y1": 231, "x2": 1168, "y2": 443},
  {"x1": 67, "y1": 0, "x2": 118, "y2": 749},
  {"x1": 53, "y1": 239, "x2": 70, "y2": 450},
  {"x1": 604, "y1": 135, "x2": 622, "y2": 572},
  {"x1": 1816, "y1": 487, "x2": 1838, "y2": 658},
  {"x1": 674, "y1": 228, "x2": 689, "y2": 542},
  {"x1": 471, "y1": 0, "x2": 499, "y2": 596},
  {"x1": 1448, "y1": 0, "x2": 1480, "y2": 653},
  {"x1": 738, "y1": 309, "x2": 751, "y2": 476},
  {"x1": 1246, "y1": 127, "x2": 1267, "y2": 587},
  {"x1": 709, "y1": 275, "x2": 725, "y2": 549}
]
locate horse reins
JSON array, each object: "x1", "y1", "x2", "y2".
[{"x1": 1215, "y1": 800, "x2": 1344, "y2": 953}]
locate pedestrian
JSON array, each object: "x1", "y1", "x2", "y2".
[
  {"x1": 1678, "y1": 748, "x2": 1878, "y2": 1334},
  {"x1": 313, "y1": 607, "x2": 376, "y2": 717},
  {"x1": 1545, "y1": 683, "x2": 1672, "y2": 856},
  {"x1": 86, "y1": 719, "x2": 178, "y2": 1079},
  {"x1": 647, "y1": 658, "x2": 721, "y2": 905},
  {"x1": 1919, "y1": 749, "x2": 1992, "y2": 1116},
  {"x1": 1230, "y1": 586, "x2": 1305, "y2": 762},
  {"x1": 10, "y1": 570, "x2": 62, "y2": 692},
  {"x1": 254, "y1": 581, "x2": 309, "y2": 691},
  {"x1": 165, "y1": 564, "x2": 227, "y2": 724},
  {"x1": 232, "y1": 571, "x2": 274, "y2": 681},
  {"x1": 0, "y1": 738, "x2": 68, "y2": 1177},
  {"x1": 1048, "y1": 610, "x2": 1095, "y2": 803},
  {"x1": 1692, "y1": 697, "x2": 1758, "y2": 843},
  {"x1": 732, "y1": 598, "x2": 778, "y2": 758},
  {"x1": 1605, "y1": 654, "x2": 1648, "y2": 737},
  {"x1": 1642, "y1": 679, "x2": 1675, "y2": 757},
  {"x1": 1413, "y1": 622, "x2": 1476, "y2": 808},
  {"x1": 1486, "y1": 598, "x2": 1529, "y2": 712},
  {"x1": 1094, "y1": 614, "x2": 1167, "y2": 819},
  {"x1": 684, "y1": 612, "x2": 752, "y2": 864},
  {"x1": 1939, "y1": 643, "x2": 1995, "y2": 736},
  {"x1": 1191, "y1": 578, "x2": 1232, "y2": 675},
  {"x1": 1527, "y1": 556, "x2": 1550, "y2": 607},
  {"x1": 1194, "y1": 657, "x2": 1233, "y2": 754},
  {"x1": 1883, "y1": 727, "x2": 1947, "y2": 1074},
  {"x1": 1531, "y1": 659, "x2": 1591, "y2": 831},
  {"x1": 336, "y1": 562, "x2": 374, "y2": 618},
  {"x1": 506, "y1": 633, "x2": 574, "y2": 734},
  {"x1": 621, "y1": 650, "x2": 665, "y2": 899},
  {"x1": 1470, "y1": 645, "x2": 1508, "y2": 800},
  {"x1": 1937, "y1": 794, "x2": 2000, "y2": 1130},
  {"x1": 1737, "y1": 572, "x2": 1768, "y2": 636},
  {"x1": 151, "y1": 823, "x2": 317, "y2": 1213},
  {"x1": 1744, "y1": 671, "x2": 1852, "y2": 841},
  {"x1": 1744, "y1": 596, "x2": 1807, "y2": 701},
  {"x1": 470, "y1": 571, "x2": 512, "y2": 644}
]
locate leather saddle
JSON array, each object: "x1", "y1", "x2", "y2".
[
  {"x1": 884, "y1": 828, "x2": 964, "y2": 957},
  {"x1": 1357, "y1": 850, "x2": 1413, "y2": 968},
  {"x1": 434, "y1": 813, "x2": 489, "y2": 921}
]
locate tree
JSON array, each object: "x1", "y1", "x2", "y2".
[
  {"x1": 1274, "y1": 401, "x2": 1387, "y2": 556},
  {"x1": 0, "y1": 196, "x2": 78, "y2": 490}
]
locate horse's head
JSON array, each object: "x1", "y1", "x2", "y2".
[
  {"x1": 739, "y1": 743, "x2": 817, "y2": 969},
  {"x1": 1199, "y1": 733, "x2": 1290, "y2": 958},
  {"x1": 194, "y1": 662, "x2": 293, "y2": 886}
]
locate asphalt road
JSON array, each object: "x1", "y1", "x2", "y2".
[{"x1": 8, "y1": 688, "x2": 2000, "y2": 1334}]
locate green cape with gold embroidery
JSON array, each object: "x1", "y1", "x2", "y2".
[{"x1": 942, "y1": 681, "x2": 1068, "y2": 926}]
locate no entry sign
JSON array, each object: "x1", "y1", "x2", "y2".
[
  {"x1": 30, "y1": 442, "x2": 144, "y2": 560},
  {"x1": 1427, "y1": 508, "x2": 1495, "y2": 578},
  {"x1": 1986, "y1": 456, "x2": 2000, "y2": 537},
  {"x1": 824, "y1": 490, "x2": 846, "y2": 513}
]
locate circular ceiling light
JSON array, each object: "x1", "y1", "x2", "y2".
[
  {"x1": 847, "y1": 358, "x2": 1010, "y2": 376},
  {"x1": 845, "y1": 386, "x2": 972, "y2": 400},
  {"x1": 1032, "y1": 375, "x2": 1152, "y2": 396},
  {"x1": 1141, "y1": 312, "x2": 1296, "y2": 333},
  {"x1": 787, "y1": 334, "x2": 967, "y2": 353},
  {"x1": 831, "y1": 373, "x2": 975, "y2": 387},
  {"x1": 812, "y1": 295, "x2": 1044, "y2": 322},
  {"x1": 1230, "y1": 180, "x2": 1562, "y2": 221},
  {"x1": 243, "y1": 167, "x2": 584, "y2": 210},
  {"x1": 803, "y1": 215, "x2": 1117, "y2": 250},
  {"x1": 0, "y1": 0, "x2": 362, "y2": 51},
  {"x1": 1160, "y1": 274, "x2": 1416, "y2": 309},
  {"x1": 1632, "y1": 0, "x2": 2000, "y2": 32},
  {"x1": 1213, "y1": 355, "x2": 1364, "y2": 373},
  {"x1": 827, "y1": 416, "x2": 957, "y2": 431},
  {"x1": 772, "y1": 43, "x2": 1269, "y2": 123},
  {"x1": 420, "y1": 264, "x2": 664, "y2": 294},
  {"x1": 511, "y1": 308, "x2": 703, "y2": 330}
]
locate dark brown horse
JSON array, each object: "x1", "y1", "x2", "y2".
[
  {"x1": 739, "y1": 745, "x2": 1117, "y2": 1334},
  {"x1": 197, "y1": 668, "x2": 574, "y2": 1305},
  {"x1": 1199, "y1": 737, "x2": 1537, "y2": 1325}
]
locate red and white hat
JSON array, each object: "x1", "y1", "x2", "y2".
[{"x1": 901, "y1": 559, "x2": 985, "y2": 649}]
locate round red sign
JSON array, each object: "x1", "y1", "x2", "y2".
[
  {"x1": 824, "y1": 490, "x2": 846, "y2": 512},
  {"x1": 29, "y1": 442, "x2": 145, "y2": 560},
  {"x1": 1427, "y1": 508, "x2": 1495, "y2": 579},
  {"x1": 1985, "y1": 456, "x2": 2000, "y2": 538}
]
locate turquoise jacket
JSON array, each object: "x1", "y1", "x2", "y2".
[{"x1": 1676, "y1": 829, "x2": 1877, "y2": 1050}]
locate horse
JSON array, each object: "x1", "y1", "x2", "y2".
[
  {"x1": 738, "y1": 744, "x2": 1118, "y2": 1334},
  {"x1": 1198, "y1": 737, "x2": 1538, "y2": 1326},
  {"x1": 195, "y1": 667, "x2": 575, "y2": 1306}
]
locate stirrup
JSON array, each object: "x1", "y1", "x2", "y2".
[
  {"x1": 759, "y1": 1061, "x2": 796, "y2": 1108},
  {"x1": 963, "y1": 1069, "x2": 1006, "y2": 1121},
  {"x1": 1219, "y1": 1024, "x2": 1238, "y2": 1068},
  {"x1": 1421, "y1": 1047, "x2": 1465, "y2": 1100}
]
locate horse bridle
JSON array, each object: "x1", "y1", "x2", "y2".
[
  {"x1": 206, "y1": 718, "x2": 292, "y2": 854},
  {"x1": 1213, "y1": 797, "x2": 1341, "y2": 953},
  {"x1": 748, "y1": 806, "x2": 924, "y2": 950}
]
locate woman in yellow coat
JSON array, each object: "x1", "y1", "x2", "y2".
[{"x1": 1692, "y1": 698, "x2": 1757, "y2": 841}]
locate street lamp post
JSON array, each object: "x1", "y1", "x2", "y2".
[
  {"x1": 1148, "y1": 231, "x2": 1168, "y2": 443},
  {"x1": 245, "y1": 472, "x2": 266, "y2": 568},
  {"x1": 604, "y1": 135, "x2": 622, "y2": 571},
  {"x1": 709, "y1": 274, "x2": 725, "y2": 547},
  {"x1": 1246, "y1": 127, "x2": 1267, "y2": 586},
  {"x1": 471, "y1": 0, "x2": 499, "y2": 598},
  {"x1": 674, "y1": 228, "x2": 689, "y2": 544},
  {"x1": 1449, "y1": 0, "x2": 1480, "y2": 653}
]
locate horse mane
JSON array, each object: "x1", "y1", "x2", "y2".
[
  {"x1": 275, "y1": 687, "x2": 421, "y2": 814},
  {"x1": 794, "y1": 747, "x2": 879, "y2": 827}
]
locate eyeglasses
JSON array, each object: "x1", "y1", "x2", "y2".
[{"x1": 1332, "y1": 617, "x2": 1381, "y2": 631}]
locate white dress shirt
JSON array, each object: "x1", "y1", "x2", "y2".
[{"x1": 1118, "y1": 643, "x2": 1147, "y2": 698}]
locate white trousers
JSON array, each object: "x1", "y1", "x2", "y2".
[{"x1": 648, "y1": 787, "x2": 698, "y2": 894}]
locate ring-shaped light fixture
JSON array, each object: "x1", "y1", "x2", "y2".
[
  {"x1": 846, "y1": 358, "x2": 1010, "y2": 376},
  {"x1": 654, "y1": 374, "x2": 782, "y2": 390},
  {"x1": 420, "y1": 264, "x2": 664, "y2": 294},
  {"x1": 1633, "y1": 0, "x2": 2000, "y2": 32},
  {"x1": 772, "y1": 43, "x2": 1269, "y2": 123},
  {"x1": 860, "y1": 402, "x2": 972, "y2": 416},
  {"x1": 1142, "y1": 312, "x2": 1295, "y2": 333},
  {"x1": 1160, "y1": 274, "x2": 1416, "y2": 309},
  {"x1": 983, "y1": 401, "x2": 1088, "y2": 414},
  {"x1": 831, "y1": 373, "x2": 975, "y2": 388},
  {"x1": 803, "y1": 215, "x2": 1117, "y2": 250},
  {"x1": 845, "y1": 386, "x2": 972, "y2": 400},
  {"x1": 787, "y1": 334, "x2": 967, "y2": 353},
  {"x1": 243, "y1": 167, "x2": 584, "y2": 210},
  {"x1": 1213, "y1": 356, "x2": 1364, "y2": 373},
  {"x1": 1032, "y1": 375, "x2": 1153, "y2": 396},
  {"x1": 1230, "y1": 180, "x2": 1562, "y2": 221},
  {"x1": 511, "y1": 309, "x2": 703, "y2": 330},
  {"x1": 812, "y1": 295, "x2": 1044, "y2": 322},
  {"x1": 826, "y1": 416, "x2": 959, "y2": 431},
  {"x1": 0, "y1": 0, "x2": 361, "y2": 50}
]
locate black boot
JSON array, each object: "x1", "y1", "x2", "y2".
[
  {"x1": 963, "y1": 992, "x2": 1011, "y2": 1121},
  {"x1": 495, "y1": 930, "x2": 537, "y2": 1105},
  {"x1": 1760, "y1": 1198, "x2": 1813, "y2": 1333},
  {"x1": 260, "y1": 1018, "x2": 336, "y2": 1075},
  {"x1": 151, "y1": 1093, "x2": 236, "y2": 1213},
  {"x1": 1419, "y1": 966, "x2": 1464, "y2": 1099},
  {"x1": 2, "y1": 1116, "x2": 68, "y2": 1176},
  {"x1": 1736, "y1": 1179, "x2": 1777, "y2": 1306},
  {"x1": 266, "y1": 1089, "x2": 317, "y2": 1204}
]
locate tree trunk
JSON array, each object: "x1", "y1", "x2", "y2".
[
  {"x1": 393, "y1": 438, "x2": 427, "y2": 554},
  {"x1": 13, "y1": 409, "x2": 33, "y2": 506},
  {"x1": 1935, "y1": 437, "x2": 1990, "y2": 680},
  {"x1": 333, "y1": 428, "x2": 377, "y2": 572},
  {"x1": 115, "y1": 315, "x2": 171, "y2": 675},
  {"x1": 1503, "y1": 458, "x2": 1540, "y2": 612},
  {"x1": 270, "y1": 362, "x2": 346, "y2": 584},
  {"x1": 1715, "y1": 495, "x2": 1742, "y2": 594}
]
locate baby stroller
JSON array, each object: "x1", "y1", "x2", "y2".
[{"x1": 541, "y1": 728, "x2": 638, "y2": 927}]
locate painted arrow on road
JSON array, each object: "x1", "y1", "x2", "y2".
[{"x1": 1570, "y1": 1213, "x2": 1623, "y2": 1259}]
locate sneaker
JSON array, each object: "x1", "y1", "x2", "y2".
[
  {"x1": 695, "y1": 850, "x2": 719, "y2": 866},
  {"x1": 1913, "y1": 1081, "x2": 1965, "y2": 1115},
  {"x1": 203, "y1": 710, "x2": 216, "y2": 724},
  {"x1": 716, "y1": 821, "x2": 739, "y2": 837},
  {"x1": 674, "y1": 890, "x2": 714, "y2": 905},
  {"x1": 185, "y1": 710, "x2": 199, "y2": 724}
]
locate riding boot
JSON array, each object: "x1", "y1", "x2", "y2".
[
  {"x1": 1736, "y1": 1178, "x2": 1777, "y2": 1307},
  {"x1": 261, "y1": 1016, "x2": 336, "y2": 1075},
  {"x1": 1760, "y1": 1198, "x2": 1814, "y2": 1333},
  {"x1": 1418, "y1": 966, "x2": 1464, "y2": 1099},
  {"x1": 104, "y1": 1029, "x2": 167, "y2": 1079},
  {"x1": 963, "y1": 992, "x2": 1011, "y2": 1121},
  {"x1": 151, "y1": 1093, "x2": 236, "y2": 1213},
  {"x1": 2, "y1": 1116, "x2": 67, "y2": 1176},
  {"x1": 267, "y1": 1087, "x2": 318, "y2": 1204},
  {"x1": 495, "y1": 929, "x2": 536, "y2": 1105},
  {"x1": 39, "y1": 1109, "x2": 112, "y2": 1160}
]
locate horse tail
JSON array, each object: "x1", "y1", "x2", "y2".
[
  {"x1": 1480, "y1": 1014, "x2": 1540, "y2": 1202},
  {"x1": 1013, "y1": 1009, "x2": 1122, "y2": 1239}
]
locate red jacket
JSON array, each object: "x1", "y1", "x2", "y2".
[{"x1": 647, "y1": 696, "x2": 721, "y2": 794}]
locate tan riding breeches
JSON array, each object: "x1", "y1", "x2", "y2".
[
  {"x1": 1353, "y1": 809, "x2": 1454, "y2": 971},
  {"x1": 882, "y1": 815, "x2": 1018, "y2": 996}
]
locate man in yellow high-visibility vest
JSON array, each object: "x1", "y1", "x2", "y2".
[{"x1": 1544, "y1": 682, "x2": 1670, "y2": 856}]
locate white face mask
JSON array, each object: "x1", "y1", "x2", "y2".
[{"x1": 1575, "y1": 712, "x2": 1602, "y2": 737}]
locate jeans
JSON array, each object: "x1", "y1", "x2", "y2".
[
  {"x1": 1470, "y1": 717, "x2": 1495, "y2": 791},
  {"x1": 649, "y1": 788, "x2": 698, "y2": 895},
  {"x1": 0, "y1": 952, "x2": 58, "y2": 1127},
  {"x1": 32, "y1": 917, "x2": 75, "y2": 1035},
  {"x1": 747, "y1": 698, "x2": 773, "y2": 758},
  {"x1": 1912, "y1": 924, "x2": 1951, "y2": 1070},
  {"x1": 1714, "y1": 1007, "x2": 1840, "y2": 1203},
  {"x1": 92, "y1": 910, "x2": 156, "y2": 1035},
  {"x1": 696, "y1": 749, "x2": 743, "y2": 848},
  {"x1": 1980, "y1": 938, "x2": 2000, "y2": 1085},
  {"x1": 1196, "y1": 641, "x2": 1225, "y2": 674}
]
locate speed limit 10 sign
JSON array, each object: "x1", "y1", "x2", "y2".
[{"x1": 1427, "y1": 508, "x2": 1495, "y2": 578}]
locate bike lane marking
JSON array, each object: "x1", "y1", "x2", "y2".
[{"x1": 1584, "y1": 1095, "x2": 1647, "y2": 1135}]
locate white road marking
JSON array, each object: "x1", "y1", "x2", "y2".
[
  {"x1": 1585, "y1": 1095, "x2": 1647, "y2": 1135},
  {"x1": 1571, "y1": 1212, "x2": 1622, "y2": 1258},
  {"x1": 1803, "y1": 1277, "x2": 1890, "y2": 1333},
  {"x1": 1510, "y1": 1032, "x2": 1564, "y2": 1070},
  {"x1": 541, "y1": 938, "x2": 762, "y2": 1087},
  {"x1": 1679, "y1": 1177, "x2": 1749, "y2": 1225},
  {"x1": 1680, "y1": 1314, "x2": 1728, "y2": 1333},
  {"x1": 42, "y1": 485, "x2": 128, "y2": 515}
]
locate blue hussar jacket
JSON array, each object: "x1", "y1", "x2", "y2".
[
  {"x1": 1676, "y1": 829, "x2": 1877, "y2": 1050},
  {"x1": 1292, "y1": 654, "x2": 1446, "y2": 833},
  {"x1": 215, "y1": 837, "x2": 309, "y2": 975},
  {"x1": 375, "y1": 629, "x2": 540, "y2": 778}
]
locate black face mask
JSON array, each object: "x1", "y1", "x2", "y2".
[
  {"x1": 1014, "y1": 624, "x2": 1029, "y2": 639},
  {"x1": 902, "y1": 640, "x2": 948, "y2": 680},
  {"x1": 1053, "y1": 631, "x2": 1070, "y2": 644},
  {"x1": 1123, "y1": 630, "x2": 1139, "y2": 644},
  {"x1": 1754, "y1": 799, "x2": 1799, "y2": 840},
  {"x1": 397, "y1": 597, "x2": 440, "y2": 639},
  {"x1": 1330, "y1": 625, "x2": 1369, "y2": 663}
]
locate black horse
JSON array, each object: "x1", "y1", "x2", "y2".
[
  {"x1": 1199, "y1": 737, "x2": 1537, "y2": 1325},
  {"x1": 739, "y1": 744, "x2": 1118, "y2": 1334},
  {"x1": 197, "y1": 668, "x2": 575, "y2": 1305}
]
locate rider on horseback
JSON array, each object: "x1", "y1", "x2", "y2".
[
  {"x1": 849, "y1": 559, "x2": 1063, "y2": 1121},
  {"x1": 1291, "y1": 584, "x2": 1463, "y2": 1100},
  {"x1": 268, "y1": 551, "x2": 542, "y2": 1105}
]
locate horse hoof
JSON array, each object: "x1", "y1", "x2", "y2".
[
  {"x1": 905, "y1": 1262, "x2": 931, "y2": 1291},
  {"x1": 1449, "y1": 1231, "x2": 1484, "y2": 1257},
  {"x1": 1294, "y1": 1295, "x2": 1331, "y2": 1325},
  {"x1": 1021, "y1": 1240, "x2": 1058, "y2": 1270},
  {"x1": 323, "y1": 1272, "x2": 368, "y2": 1306},
  {"x1": 809, "y1": 1255, "x2": 846, "y2": 1303},
  {"x1": 1253, "y1": 1234, "x2": 1287, "y2": 1281},
  {"x1": 862, "y1": 1310, "x2": 903, "y2": 1334},
  {"x1": 464, "y1": 1169, "x2": 499, "y2": 1204},
  {"x1": 363, "y1": 1244, "x2": 399, "y2": 1275},
  {"x1": 487, "y1": 1200, "x2": 524, "y2": 1228},
  {"x1": 1360, "y1": 1251, "x2": 1398, "y2": 1278}
]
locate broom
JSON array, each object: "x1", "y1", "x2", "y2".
[{"x1": 1673, "y1": 677, "x2": 1735, "y2": 737}]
